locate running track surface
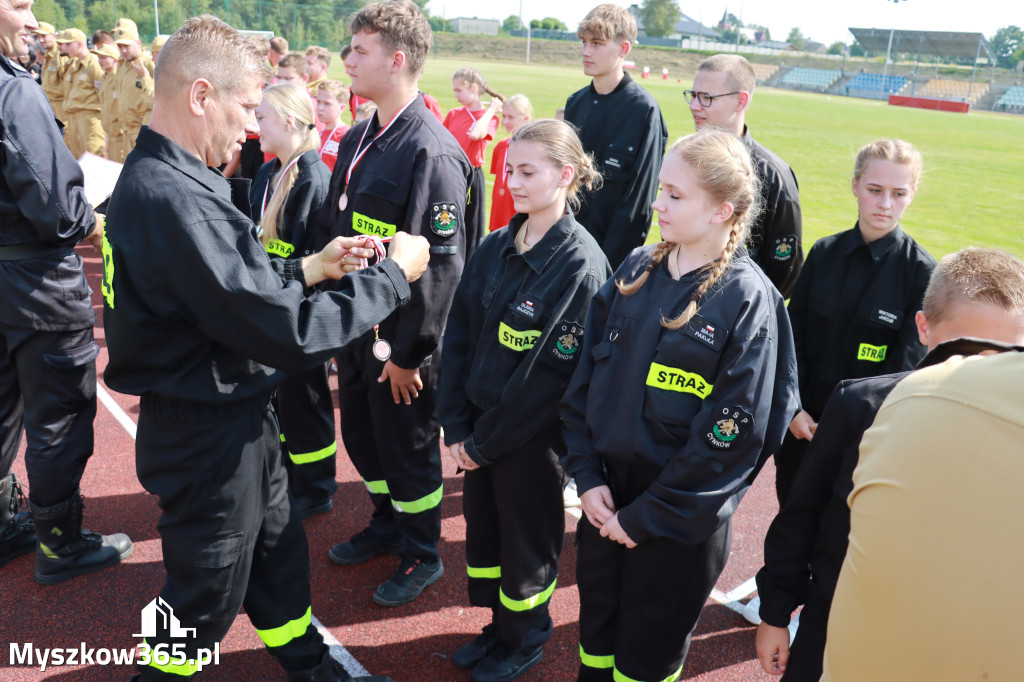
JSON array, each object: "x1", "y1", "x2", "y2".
[{"x1": 1, "y1": 247, "x2": 784, "y2": 681}]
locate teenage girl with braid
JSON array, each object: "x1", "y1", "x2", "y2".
[
  {"x1": 561, "y1": 128, "x2": 799, "y2": 682},
  {"x1": 444, "y1": 67, "x2": 504, "y2": 252},
  {"x1": 249, "y1": 83, "x2": 338, "y2": 517}
]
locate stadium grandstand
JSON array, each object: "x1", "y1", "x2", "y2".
[
  {"x1": 995, "y1": 86, "x2": 1024, "y2": 114},
  {"x1": 779, "y1": 67, "x2": 841, "y2": 91},
  {"x1": 750, "y1": 62, "x2": 779, "y2": 84}
]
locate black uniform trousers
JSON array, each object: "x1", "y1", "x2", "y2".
[
  {"x1": 337, "y1": 339, "x2": 443, "y2": 562},
  {"x1": 0, "y1": 327, "x2": 97, "y2": 507},
  {"x1": 463, "y1": 424, "x2": 564, "y2": 651},
  {"x1": 135, "y1": 396, "x2": 325, "y2": 679},
  {"x1": 577, "y1": 459, "x2": 731, "y2": 682},
  {"x1": 780, "y1": 592, "x2": 829, "y2": 682},
  {"x1": 278, "y1": 362, "x2": 338, "y2": 503},
  {"x1": 466, "y1": 166, "x2": 486, "y2": 256},
  {"x1": 773, "y1": 431, "x2": 810, "y2": 507}
]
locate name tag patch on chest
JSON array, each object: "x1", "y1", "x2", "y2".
[
  {"x1": 858, "y1": 343, "x2": 888, "y2": 362},
  {"x1": 352, "y1": 212, "x2": 396, "y2": 238},
  {"x1": 686, "y1": 315, "x2": 727, "y2": 351},
  {"x1": 498, "y1": 322, "x2": 541, "y2": 352},
  {"x1": 873, "y1": 307, "x2": 902, "y2": 328},
  {"x1": 511, "y1": 295, "x2": 545, "y2": 322},
  {"x1": 646, "y1": 362, "x2": 713, "y2": 399}
]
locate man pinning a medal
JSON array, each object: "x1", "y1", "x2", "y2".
[{"x1": 314, "y1": 0, "x2": 472, "y2": 607}]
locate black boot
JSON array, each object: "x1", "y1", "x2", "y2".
[
  {"x1": 0, "y1": 473, "x2": 35, "y2": 568},
  {"x1": 32, "y1": 491, "x2": 133, "y2": 585},
  {"x1": 285, "y1": 654, "x2": 393, "y2": 682}
]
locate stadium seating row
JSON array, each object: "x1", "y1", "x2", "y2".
[
  {"x1": 779, "y1": 67, "x2": 841, "y2": 90},
  {"x1": 916, "y1": 78, "x2": 987, "y2": 104},
  {"x1": 995, "y1": 85, "x2": 1024, "y2": 110},
  {"x1": 750, "y1": 62, "x2": 779, "y2": 83},
  {"x1": 845, "y1": 72, "x2": 907, "y2": 94}
]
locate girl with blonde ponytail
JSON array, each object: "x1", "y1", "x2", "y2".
[
  {"x1": 561, "y1": 127, "x2": 799, "y2": 682},
  {"x1": 439, "y1": 119, "x2": 611, "y2": 679},
  {"x1": 444, "y1": 66, "x2": 506, "y2": 254},
  {"x1": 248, "y1": 82, "x2": 338, "y2": 517}
]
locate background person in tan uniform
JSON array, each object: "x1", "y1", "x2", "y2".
[
  {"x1": 91, "y1": 42, "x2": 120, "y2": 160},
  {"x1": 269, "y1": 35, "x2": 287, "y2": 70},
  {"x1": 304, "y1": 45, "x2": 329, "y2": 97},
  {"x1": 112, "y1": 23, "x2": 153, "y2": 159},
  {"x1": 150, "y1": 34, "x2": 168, "y2": 61},
  {"x1": 32, "y1": 22, "x2": 66, "y2": 122},
  {"x1": 57, "y1": 28, "x2": 104, "y2": 158}
]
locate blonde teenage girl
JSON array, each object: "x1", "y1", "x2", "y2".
[
  {"x1": 561, "y1": 128, "x2": 799, "y2": 682},
  {"x1": 439, "y1": 120, "x2": 611, "y2": 682},
  {"x1": 249, "y1": 83, "x2": 338, "y2": 517},
  {"x1": 488, "y1": 94, "x2": 532, "y2": 232}
]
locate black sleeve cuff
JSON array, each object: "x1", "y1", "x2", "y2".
[{"x1": 377, "y1": 258, "x2": 412, "y2": 306}]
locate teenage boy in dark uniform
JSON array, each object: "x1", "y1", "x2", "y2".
[
  {"x1": 689, "y1": 54, "x2": 803, "y2": 298},
  {"x1": 754, "y1": 248, "x2": 1024, "y2": 681},
  {"x1": 564, "y1": 3, "x2": 667, "y2": 270},
  {"x1": 316, "y1": 0, "x2": 472, "y2": 607},
  {"x1": 0, "y1": 0, "x2": 132, "y2": 583},
  {"x1": 102, "y1": 15, "x2": 426, "y2": 682}
]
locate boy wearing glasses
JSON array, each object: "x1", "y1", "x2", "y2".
[
  {"x1": 689, "y1": 54, "x2": 803, "y2": 298},
  {"x1": 564, "y1": 4, "x2": 667, "y2": 269}
]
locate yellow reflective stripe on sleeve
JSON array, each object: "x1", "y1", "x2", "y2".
[
  {"x1": 391, "y1": 484, "x2": 443, "y2": 514},
  {"x1": 142, "y1": 640, "x2": 200, "y2": 676},
  {"x1": 498, "y1": 322, "x2": 542, "y2": 352},
  {"x1": 100, "y1": 227, "x2": 114, "y2": 309},
  {"x1": 499, "y1": 579, "x2": 556, "y2": 612},
  {"x1": 256, "y1": 606, "x2": 312, "y2": 648},
  {"x1": 613, "y1": 663, "x2": 683, "y2": 682},
  {"x1": 467, "y1": 565, "x2": 501, "y2": 579},
  {"x1": 857, "y1": 343, "x2": 888, "y2": 362},
  {"x1": 580, "y1": 644, "x2": 614, "y2": 669},
  {"x1": 265, "y1": 239, "x2": 295, "y2": 258},
  {"x1": 289, "y1": 441, "x2": 337, "y2": 465},
  {"x1": 352, "y1": 211, "x2": 397, "y2": 238},
  {"x1": 363, "y1": 478, "x2": 390, "y2": 495},
  {"x1": 645, "y1": 362, "x2": 713, "y2": 399}
]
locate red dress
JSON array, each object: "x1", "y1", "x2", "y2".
[
  {"x1": 442, "y1": 106, "x2": 497, "y2": 168},
  {"x1": 488, "y1": 137, "x2": 515, "y2": 231}
]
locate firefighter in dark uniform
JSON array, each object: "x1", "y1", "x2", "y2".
[
  {"x1": 561, "y1": 130, "x2": 799, "y2": 682},
  {"x1": 688, "y1": 54, "x2": 803, "y2": 298},
  {"x1": 755, "y1": 248, "x2": 1024, "y2": 681},
  {"x1": 438, "y1": 120, "x2": 612, "y2": 682},
  {"x1": 774, "y1": 139, "x2": 935, "y2": 506},
  {"x1": 249, "y1": 85, "x2": 337, "y2": 517},
  {"x1": 565, "y1": 5, "x2": 667, "y2": 270},
  {"x1": 0, "y1": 8, "x2": 132, "y2": 582},
  {"x1": 317, "y1": 0, "x2": 471, "y2": 607},
  {"x1": 102, "y1": 16, "x2": 425, "y2": 681}
]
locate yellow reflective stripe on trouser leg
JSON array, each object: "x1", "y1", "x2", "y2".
[
  {"x1": 390, "y1": 484, "x2": 443, "y2": 514},
  {"x1": 580, "y1": 644, "x2": 614, "y2": 669},
  {"x1": 499, "y1": 578, "x2": 556, "y2": 612},
  {"x1": 612, "y1": 663, "x2": 684, "y2": 682},
  {"x1": 467, "y1": 565, "x2": 501, "y2": 579},
  {"x1": 256, "y1": 606, "x2": 312, "y2": 648},
  {"x1": 142, "y1": 639, "x2": 199, "y2": 676},
  {"x1": 289, "y1": 441, "x2": 337, "y2": 465},
  {"x1": 363, "y1": 478, "x2": 390, "y2": 495}
]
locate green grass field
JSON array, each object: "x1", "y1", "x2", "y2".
[{"x1": 329, "y1": 56, "x2": 1024, "y2": 260}]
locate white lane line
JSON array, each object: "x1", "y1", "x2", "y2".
[
  {"x1": 96, "y1": 382, "x2": 137, "y2": 440},
  {"x1": 96, "y1": 381, "x2": 367, "y2": 676}
]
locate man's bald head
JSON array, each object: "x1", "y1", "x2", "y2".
[{"x1": 154, "y1": 14, "x2": 271, "y2": 100}]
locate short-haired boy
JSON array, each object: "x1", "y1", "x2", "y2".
[
  {"x1": 753, "y1": 247, "x2": 1024, "y2": 681},
  {"x1": 316, "y1": 80, "x2": 350, "y2": 171},
  {"x1": 564, "y1": 3, "x2": 667, "y2": 269},
  {"x1": 305, "y1": 45, "x2": 331, "y2": 96}
]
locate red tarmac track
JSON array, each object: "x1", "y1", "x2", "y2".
[{"x1": 1, "y1": 246, "x2": 783, "y2": 681}]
